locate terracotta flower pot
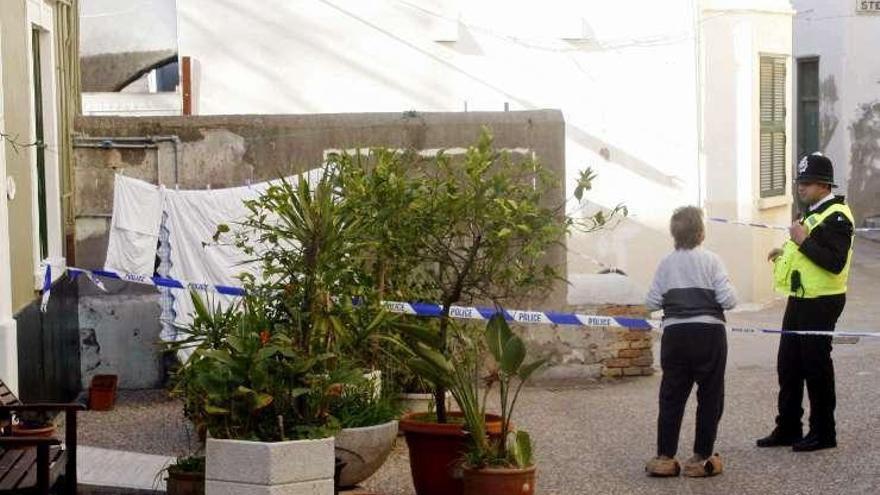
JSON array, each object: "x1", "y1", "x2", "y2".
[
  {"x1": 166, "y1": 470, "x2": 205, "y2": 495},
  {"x1": 399, "y1": 412, "x2": 503, "y2": 495},
  {"x1": 89, "y1": 374, "x2": 118, "y2": 411},
  {"x1": 11, "y1": 424, "x2": 56, "y2": 438},
  {"x1": 462, "y1": 465, "x2": 537, "y2": 495},
  {"x1": 9, "y1": 424, "x2": 56, "y2": 450}
]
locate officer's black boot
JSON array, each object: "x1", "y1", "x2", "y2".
[
  {"x1": 756, "y1": 427, "x2": 803, "y2": 448},
  {"x1": 792, "y1": 431, "x2": 836, "y2": 452}
]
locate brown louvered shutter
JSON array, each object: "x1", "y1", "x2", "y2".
[{"x1": 760, "y1": 56, "x2": 787, "y2": 197}]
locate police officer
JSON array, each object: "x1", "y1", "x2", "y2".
[{"x1": 756, "y1": 153, "x2": 854, "y2": 452}]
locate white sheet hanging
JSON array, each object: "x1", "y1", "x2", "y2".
[
  {"x1": 163, "y1": 182, "x2": 267, "y2": 339},
  {"x1": 104, "y1": 171, "x2": 322, "y2": 343},
  {"x1": 104, "y1": 175, "x2": 165, "y2": 276}
]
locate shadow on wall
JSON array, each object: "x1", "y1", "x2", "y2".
[
  {"x1": 849, "y1": 100, "x2": 880, "y2": 224},
  {"x1": 820, "y1": 75, "x2": 839, "y2": 152}
]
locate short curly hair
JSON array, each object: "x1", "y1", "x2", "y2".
[{"x1": 670, "y1": 206, "x2": 704, "y2": 250}]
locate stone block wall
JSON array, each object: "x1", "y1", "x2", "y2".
[{"x1": 523, "y1": 304, "x2": 655, "y2": 383}]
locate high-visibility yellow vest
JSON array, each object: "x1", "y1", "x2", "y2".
[{"x1": 773, "y1": 203, "x2": 854, "y2": 298}]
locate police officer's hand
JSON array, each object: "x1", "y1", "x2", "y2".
[
  {"x1": 789, "y1": 222, "x2": 808, "y2": 245},
  {"x1": 767, "y1": 248, "x2": 783, "y2": 262}
]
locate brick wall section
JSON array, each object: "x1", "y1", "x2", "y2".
[
  {"x1": 524, "y1": 303, "x2": 655, "y2": 383},
  {"x1": 596, "y1": 305, "x2": 655, "y2": 378}
]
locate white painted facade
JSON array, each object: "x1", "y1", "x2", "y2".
[
  {"x1": 173, "y1": 0, "x2": 796, "y2": 304},
  {"x1": 78, "y1": 0, "x2": 796, "y2": 304},
  {"x1": 792, "y1": 0, "x2": 880, "y2": 205}
]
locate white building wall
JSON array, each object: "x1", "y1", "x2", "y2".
[
  {"x1": 80, "y1": 0, "x2": 178, "y2": 56},
  {"x1": 171, "y1": 0, "x2": 793, "y2": 304},
  {"x1": 177, "y1": 0, "x2": 704, "y2": 297},
  {"x1": 701, "y1": 2, "x2": 795, "y2": 304},
  {"x1": 793, "y1": 0, "x2": 880, "y2": 217}
]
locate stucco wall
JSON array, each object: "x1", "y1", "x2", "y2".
[{"x1": 1, "y1": 0, "x2": 38, "y2": 313}]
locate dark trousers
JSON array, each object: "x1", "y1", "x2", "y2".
[
  {"x1": 657, "y1": 323, "x2": 727, "y2": 458},
  {"x1": 775, "y1": 295, "x2": 845, "y2": 438}
]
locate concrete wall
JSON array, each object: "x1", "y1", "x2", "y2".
[
  {"x1": 81, "y1": 49, "x2": 176, "y2": 92},
  {"x1": 793, "y1": 0, "x2": 880, "y2": 224},
  {"x1": 73, "y1": 110, "x2": 567, "y2": 387}
]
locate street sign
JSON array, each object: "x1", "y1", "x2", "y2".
[{"x1": 857, "y1": 1, "x2": 880, "y2": 14}]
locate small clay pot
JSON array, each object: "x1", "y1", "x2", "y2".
[{"x1": 462, "y1": 464, "x2": 537, "y2": 495}]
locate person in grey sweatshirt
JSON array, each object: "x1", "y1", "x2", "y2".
[{"x1": 644, "y1": 206, "x2": 737, "y2": 478}]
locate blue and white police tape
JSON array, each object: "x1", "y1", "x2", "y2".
[
  {"x1": 66, "y1": 267, "x2": 247, "y2": 297},
  {"x1": 39, "y1": 263, "x2": 52, "y2": 313},
  {"x1": 380, "y1": 300, "x2": 654, "y2": 330},
  {"x1": 710, "y1": 217, "x2": 879, "y2": 233},
  {"x1": 379, "y1": 301, "x2": 880, "y2": 339},
  {"x1": 52, "y1": 265, "x2": 880, "y2": 339}
]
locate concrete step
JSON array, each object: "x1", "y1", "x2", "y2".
[{"x1": 78, "y1": 446, "x2": 173, "y2": 493}]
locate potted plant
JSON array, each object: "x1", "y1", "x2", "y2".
[
  {"x1": 392, "y1": 369, "x2": 452, "y2": 415},
  {"x1": 11, "y1": 410, "x2": 57, "y2": 439},
  {"x1": 164, "y1": 455, "x2": 205, "y2": 495},
  {"x1": 169, "y1": 170, "x2": 373, "y2": 495},
  {"x1": 171, "y1": 295, "x2": 346, "y2": 494},
  {"x1": 173, "y1": 163, "x2": 424, "y2": 494},
  {"x1": 408, "y1": 314, "x2": 545, "y2": 495},
  {"x1": 366, "y1": 129, "x2": 568, "y2": 495},
  {"x1": 330, "y1": 375, "x2": 401, "y2": 488}
]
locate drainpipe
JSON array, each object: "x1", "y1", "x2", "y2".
[{"x1": 73, "y1": 135, "x2": 182, "y2": 184}]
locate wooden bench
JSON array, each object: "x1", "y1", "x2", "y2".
[{"x1": 0, "y1": 380, "x2": 84, "y2": 494}]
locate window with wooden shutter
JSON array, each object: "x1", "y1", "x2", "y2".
[{"x1": 759, "y1": 56, "x2": 787, "y2": 197}]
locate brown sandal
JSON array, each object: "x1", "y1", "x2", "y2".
[
  {"x1": 682, "y1": 453, "x2": 723, "y2": 477},
  {"x1": 646, "y1": 456, "x2": 681, "y2": 477}
]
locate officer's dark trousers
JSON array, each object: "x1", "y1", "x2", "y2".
[
  {"x1": 657, "y1": 323, "x2": 727, "y2": 458},
  {"x1": 775, "y1": 294, "x2": 845, "y2": 439}
]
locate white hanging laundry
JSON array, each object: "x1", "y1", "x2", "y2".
[
  {"x1": 103, "y1": 171, "x2": 323, "y2": 351},
  {"x1": 163, "y1": 182, "x2": 267, "y2": 342},
  {"x1": 104, "y1": 175, "x2": 165, "y2": 275}
]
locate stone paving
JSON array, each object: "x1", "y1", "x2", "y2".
[
  {"x1": 76, "y1": 238, "x2": 880, "y2": 494},
  {"x1": 361, "y1": 238, "x2": 880, "y2": 494}
]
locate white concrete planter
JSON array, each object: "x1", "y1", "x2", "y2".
[
  {"x1": 206, "y1": 437, "x2": 335, "y2": 495},
  {"x1": 397, "y1": 392, "x2": 453, "y2": 415},
  {"x1": 335, "y1": 420, "x2": 398, "y2": 487}
]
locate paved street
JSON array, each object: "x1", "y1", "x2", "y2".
[{"x1": 364, "y1": 238, "x2": 880, "y2": 494}]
